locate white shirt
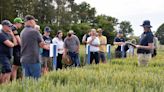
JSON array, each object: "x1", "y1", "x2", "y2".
[
  {"x1": 52, "y1": 37, "x2": 64, "y2": 54},
  {"x1": 87, "y1": 37, "x2": 100, "y2": 52}
]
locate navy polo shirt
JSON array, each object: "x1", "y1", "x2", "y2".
[
  {"x1": 137, "y1": 31, "x2": 153, "y2": 54},
  {"x1": 114, "y1": 37, "x2": 125, "y2": 51},
  {"x1": 0, "y1": 30, "x2": 13, "y2": 58},
  {"x1": 41, "y1": 35, "x2": 52, "y2": 57}
]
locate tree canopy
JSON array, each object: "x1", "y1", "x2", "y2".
[
  {"x1": 156, "y1": 23, "x2": 164, "y2": 44},
  {"x1": 0, "y1": 0, "x2": 134, "y2": 44}
]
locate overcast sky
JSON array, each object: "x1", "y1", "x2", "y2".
[{"x1": 75, "y1": 0, "x2": 164, "y2": 36}]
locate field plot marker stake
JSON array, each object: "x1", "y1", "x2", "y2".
[
  {"x1": 87, "y1": 45, "x2": 90, "y2": 64},
  {"x1": 121, "y1": 45, "x2": 125, "y2": 58},
  {"x1": 107, "y1": 44, "x2": 111, "y2": 61},
  {"x1": 53, "y1": 45, "x2": 57, "y2": 70}
]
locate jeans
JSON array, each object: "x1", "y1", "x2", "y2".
[
  {"x1": 68, "y1": 52, "x2": 80, "y2": 67},
  {"x1": 99, "y1": 52, "x2": 106, "y2": 62},
  {"x1": 22, "y1": 63, "x2": 41, "y2": 79}
]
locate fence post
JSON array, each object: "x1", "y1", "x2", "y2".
[{"x1": 107, "y1": 44, "x2": 111, "y2": 60}]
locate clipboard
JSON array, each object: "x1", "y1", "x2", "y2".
[{"x1": 125, "y1": 42, "x2": 136, "y2": 48}]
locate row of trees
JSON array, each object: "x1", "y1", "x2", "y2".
[
  {"x1": 156, "y1": 24, "x2": 164, "y2": 44},
  {"x1": 0, "y1": 0, "x2": 134, "y2": 44}
]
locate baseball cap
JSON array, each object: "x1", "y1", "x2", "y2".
[
  {"x1": 117, "y1": 30, "x2": 123, "y2": 34},
  {"x1": 24, "y1": 15, "x2": 38, "y2": 22},
  {"x1": 44, "y1": 26, "x2": 51, "y2": 32},
  {"x1": 97, "y1": 28, "x2": 103, "y2": 33},
  {"x1": 1, "y1": 20, "x2": 13, "y2": 27},
  {"x1": 68, "y1": 30, "x2": 74, "y2": 34},
  {"x1": 14, "y1": 18, "x2": 24, "y2": 23}
]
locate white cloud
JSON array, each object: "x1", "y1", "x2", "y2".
[{"x1": 75, "y1": 0, "x2": 164, "y2": 36}]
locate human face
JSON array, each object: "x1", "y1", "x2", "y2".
[
  {"x1": 3, "y1": 25, "x2": 11, "y2": 32},
  {"x1": 117, "y1": 33, "x2": 123, "y2": 38},
  {"x1": 91, "y1": 30, "x2": 96, "y2": 36},
  {"x1": 58, "y1": 32, "x2": 63, "y2": 38},
  {"x1": 143, "y1": 27, "x2": 150, "y2": 32},
  {"x1": 30, "y1": 20, "x2": 36, "y2": 28},
  {"x1": 68, "y1": 33, "x2": 71, "y2": 37},
  {"x1": 16, "y1": 23, "x2": 23, "y2": 29},
  {"x1": 25, "y1": 20, "x2": 36, "y2": 28},
  {"x1": 44, "y1": 31, "x2": 50, "y2": 36}
]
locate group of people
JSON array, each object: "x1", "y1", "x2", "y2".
[
  {"x1": 83, "y1": 20, "x2": 157, "y2": 67},
  {"x1": 0, "y1": 14, "x2": 157, "y2": 84},
  {"x1": 113, "y1": 20, "x2": 157, "y2": 67},
  {"x1": 82, "y1": 28, "x2": 107, "y2": 64}
]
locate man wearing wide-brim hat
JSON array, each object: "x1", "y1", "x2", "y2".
[{"x1": 135, "y1": 20, "x2": 154, "y2": 66}]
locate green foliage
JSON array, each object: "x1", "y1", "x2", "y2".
[
  {"x1": 71, "y1": 23, "x2": 91, "y2": 42},
  {"x1": 94, "y1": 15, "x2": 118, "y2": 44},
  {"x1": 119, "y1": 21, "x2": 134, "y2": 37},
  {"x1": 0, "y1": 0, "x2": 134, "y2": 43},
  {"x1": 156, "y1": 23, "x2": 164, "y2": 44}
]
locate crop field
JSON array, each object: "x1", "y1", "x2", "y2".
[{"x1": 0, "y1": 45, "x2": 164, "y2": 92}]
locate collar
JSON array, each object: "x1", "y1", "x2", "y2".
[
  {"x1": 143, "y1": 31, "x2": 151, "y2": 34},
  {"x1": 44, "y1": 35, "x2": 50, "y2": 38}
]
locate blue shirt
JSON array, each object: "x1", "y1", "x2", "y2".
[
  {"x1": 137, "y1": 31, "x2": 153, "y2": 54},
  {"x1": 41, "y1": 35, "x2": 52, "y2": 57},
  {"x1": 0, "y1": 30, "x2": 13, "y2": 58},
  {"x1": 114, "y1": 37, "x2": 125, "y2": 51}
]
